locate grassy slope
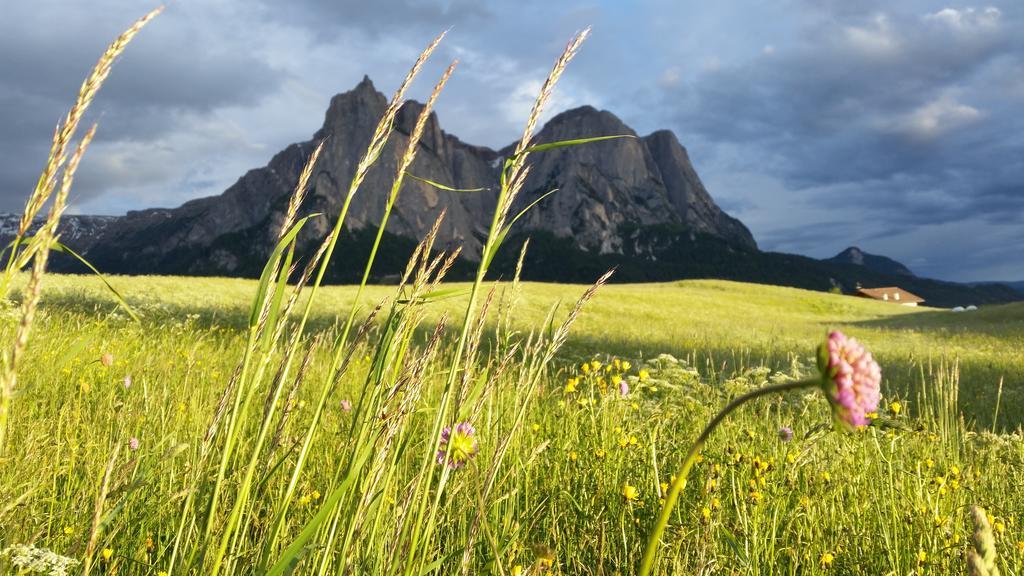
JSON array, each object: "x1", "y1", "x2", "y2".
[
  {"x1": 31, "y1": 273, "x2": 1024, "y2": 428},
  {"x1": 3, "y1": 273, "x2": 1024, "y2": 574}
]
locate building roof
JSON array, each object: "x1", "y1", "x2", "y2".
[{"x1": 856, "y1": 286, "x2": 925, "y2": 304}]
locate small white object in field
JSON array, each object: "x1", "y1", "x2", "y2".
[
  {"x1": 952, "y1": 306, "x2": 965, "y2": 312},
  {"x1": 965, "y1": 305, "x2": 978, "y2": 311}
]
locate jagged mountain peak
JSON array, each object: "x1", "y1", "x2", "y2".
[{"x1": 62, "y1": 76, "x2": 758, "y2": 277}]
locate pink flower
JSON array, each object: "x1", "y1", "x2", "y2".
[
  {"x1": 818, "y1": 331, "x2": 881, "y2": 428},
  {"x1": 129, "y1": 437, "x2": 140, "y2": 451},
  {"x1": 100, "y1": 353, "x2": 114, "y2": 367},
  {"x1": 123, "y1": 375, "x2": 132, "y2": 389},
  {"x1": 778, "y1": 426, "x2": 794, "y2": 442},
  {"x1": 436, "y1": 422, "x2": 478, "y2": 469},
  {"x1": 340, "y1": 399, "x2": 352, "y2": 412},
  {"x1": 618, "y1": 379, "x2": 630, "y2": 397}
]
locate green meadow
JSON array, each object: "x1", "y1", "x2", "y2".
[
  {"x1": 24, "y1": 273, "x2": 1024, "y2": 430},
  {"x1": 3, "y1": 12, "x2": 1023, "y2": 575},
  {"x1": 2, "y1": 273, "x2": 1023, "y2": 574}
]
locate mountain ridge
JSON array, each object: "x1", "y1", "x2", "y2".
[
  {"x1": 53, "y1": 76, "x2": 758, "y2": 275},
  {"x1": 3, "y1": 77, "x2": 1019, "y2": 308}
]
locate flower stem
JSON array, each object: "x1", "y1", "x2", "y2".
[{"x1": 638, "y1": 377, "x2": 820, "y2": 576}]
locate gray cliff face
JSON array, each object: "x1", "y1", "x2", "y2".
[
  {"x1": 69, "y1": 77, "x2": 756, "y2": 275},
  {"x1": 643, "y1": 130, "x2": 757, "y2": 249}
]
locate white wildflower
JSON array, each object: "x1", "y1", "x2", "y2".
[{"x1": 2, "y1": 544, "x2": 80, "y2": 576}]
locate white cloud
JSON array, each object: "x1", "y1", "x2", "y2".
[
  {"x1": 893, "y1": 94, "x2": 984, "y2": 140},
  {"x1": 702, "y1": 56, "x2": 722, "y2": 71},
  {"x1": 925, "y1": 7, "x2": 1001, "y2": 31},
  {"x1": 843, "y1": 14, "x2": 900, "y2": 58},
  {"x1": 659, "y1": 66, "x2": 681, "y2": 87},
  {"x1": 499, "y1": 76, "x2": 599, "y2": 132}
]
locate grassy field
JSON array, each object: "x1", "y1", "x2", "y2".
[
  {"x1": 2, "y1": 273, "x2": 1023, "y2": 574},
  {"x1": 3, "y1": 16, "x2": 1022, "y2": 575},
  {"x1": 28, "y1": 273, "x2": 1024, "y2": 429}
]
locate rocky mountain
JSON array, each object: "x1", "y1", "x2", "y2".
[
  {"x1": 0, "y1": 213, "x2": 117, "y2": 251},
  {"x1": 65, "y1": 76, "x2": 754, "y2": 278},
  {"x1": 4, "y1": 77, "x2": 1019, "y2": 308},
  {"x1": 826, "y1": 247, "x2": 914, "y2": 277}
]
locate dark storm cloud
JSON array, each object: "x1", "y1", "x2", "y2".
[
  {"x1": 0, "y1": 1, "x2": 283, "y2": 209},
  {"x1": 266, "y1": 0, "x2": 491, "y2": 37},
  {"x1": 652, "y1": 1, "x2": 1024, "y2": 280},
  {"x1": 0, "y1": 0, "x2": 1020, "y2": 281}
]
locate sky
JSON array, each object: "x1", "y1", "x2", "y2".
[{"x1": 1, "y1": 0, "x2": 1021, "y2": 282}]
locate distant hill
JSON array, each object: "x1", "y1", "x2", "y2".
[
  {"x1": 826, "y1": 246, "x2": 914, "y2": 276},
  {"x1": 485, "y1": 228, "x2": 1020, "y2": 308},
  {"x1": 970, "y1": 280, "x2": 1024, "y2": 296}
]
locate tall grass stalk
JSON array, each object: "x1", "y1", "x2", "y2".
[
  {"x1": 258, "y1": 58, "x2": 459, "y2": 566},
  {"x1": 0, "y1": 7, "x2": 161, "y2": 453},
  {"x1": 400, "y1": 28, "x2": 592, "y2": 576},
  {"x1": 196, "y1": 33, "x2": 446, "y2": 575}
]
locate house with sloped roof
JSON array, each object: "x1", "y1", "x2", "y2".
[{"x1": 856, "y1": 286, "x2": 925, "y2": 306}]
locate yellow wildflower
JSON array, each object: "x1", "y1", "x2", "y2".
[
  {"x1": 820, "y1": 552, "x2": 835, "y2": 568},
  {"x1": 102, "y1": 548, "x2": 114, "y2": 561},
  {"x1": 890, "y1": 401, "x2": 902, "y2": 415},
  {"x1": 622, "y1": 361, "x2": 631, "y2": 371},
  {"x1": 622, "y1": 483, "x2": 639, "y2": 501}
]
